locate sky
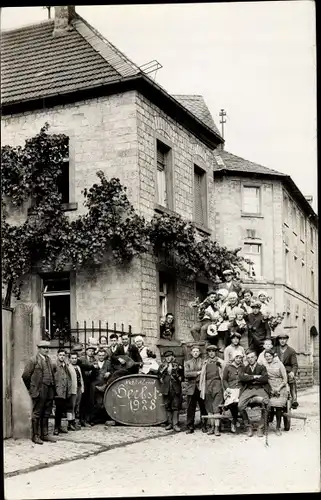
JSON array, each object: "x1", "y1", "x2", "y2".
[{"x1": 1, "y1": 2, "x2": 317, "y2": 212}]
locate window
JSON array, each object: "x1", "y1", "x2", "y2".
[
  {"x1": 42, "y1": 274, "x2": 70, "y2": 340},
  {"x1": 158, "y1": 272, "x2": 176, "y2": 322},
  {"x1": 300, "y1": 214, "x2": 305, "y2": 241},
  {"x1": 310, "y1": 225, "x2": 314, "y2": 248},
  {"x1": 283, "y1": 195, "x2": 289, "y2": 225},
  {"x1": 301, "y1": 261, "x2": 305, "y2": 295},
  {"x1": 56, "y1": 152, "x2": 70, "y2": 204},
  {"x1": 242, "y1": 186, "x2": 261, "y2": 214},
  {"x1": 285, "y1": 248, "x2": 290, "y2": 284},
  {"x1": 244, "y1": 243, "x2": 262, "y2": 278},
  {"x1": 156, "y1": 140, "x2": 172, "y2": 208},
  {"x1": 194, "y1": 165, "x2": 207, "y2": 226},
  {"x1": 293, "y1": 255, "x2": 298, "y2": 289},
  {"x1": 292, "y1": 204, "x2": 297, "y2": 234}
]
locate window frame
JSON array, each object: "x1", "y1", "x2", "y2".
[
  {"x1": 243, "y1": 241, "x2": 263, "y2": 279},
  {"x1": 157, "y1": 270, "x2": 176, "y2": 339},
  {"x1": 193, "y1": 163, "x2": 208, "y2": 228},
  {"x1": 241, "y1": 184, "x2": 262, "y2": 217},
  {"x1": 41, "y1": 272, "x2": 71, "y2": 340},
  {"x1": 154, "y1": 136, "x2": 174, "y2": 212}
]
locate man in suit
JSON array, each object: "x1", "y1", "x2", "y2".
[
  {"x1": 22, "y1": 340, "x2": 57, "y2": 444},
  {"x1": 275, "y1": 331, "x2": 299, "y2": 409},
  {"x1": 247, "y1": 301, "x2": 271, "y2": 356},
  {"x1": 218, "y1": 269, "x2": 244, "y2": 297},
  {"x1": 158, "y1": 350, "x2": 184, "y2": 432},
  {"x1": 184, "y1": 345, "x2": 208, "y2": 434},
  {"x1": 121, "y1": 333, "x2": 142, "y2": 374},
  {"x1": 89, "y1": 349, "x2": 112, "y2": 425},
  {"x1": 238, "y1": 350, "x2": 270, "y2": 437}
]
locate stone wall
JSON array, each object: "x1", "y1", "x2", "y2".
[{"x1": 2, "y1": 307, "x2": 13, "y2": 439}]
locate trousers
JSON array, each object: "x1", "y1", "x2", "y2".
[
  {"x1": 186, "y1": 387, "x2": 208, "y2": 429},
  {"x1": 32, "y1": 385, "x2": 55, "y2": 419}
]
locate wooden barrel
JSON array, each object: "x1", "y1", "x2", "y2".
[{"x1": 104, "y1": 374, "x2": 167, "y2": 426}]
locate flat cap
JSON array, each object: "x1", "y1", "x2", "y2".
[
  {"x1": 164, "y1": 350, "x2": 174, "y2": 357},
  {"x1": 37, "y1": 340, "x2": 51, "y2": 348}
]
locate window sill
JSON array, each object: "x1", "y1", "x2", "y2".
[
  {"x1": 154, "y1": 204, "x2": 175, "y2": 216},
  {"x1": 241, "y1": 213, "x2": 264, "y2": 218},
  {"x1": 62, "y1": 202, "x2": 78, "y2": 212},
  {"x1": 193, "y1": 222, "x2": 211, "y2": 236}
]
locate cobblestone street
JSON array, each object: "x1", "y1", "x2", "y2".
[{"x1": 4, "y1": 387, "x2": 320, "y2": 498}]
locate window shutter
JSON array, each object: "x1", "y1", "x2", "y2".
[{"x1": 194, "y1": 171, "x2": 204, "y2": 225}]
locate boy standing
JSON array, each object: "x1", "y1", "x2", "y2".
[{"x1": 158, "y1": 350, "x2": 184, "y2": 432}]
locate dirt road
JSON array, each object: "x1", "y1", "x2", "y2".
[{"x1": 5, "y1": 388, "x2": 320, "y2": 498}]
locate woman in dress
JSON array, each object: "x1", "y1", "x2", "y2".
[
  {"x1": 222, "y1": 352, "x2": 244, "y2": 433},
  {"x1": 264, "y1": 349, "x2": 288, "y2": 436},
  {"x1": 134, "y1": 335, "x2": 159, "y2": 374},
  {"x1": 199, "y1": 345, "x2": 225, "y2": 436},
  {"x1": 223, "y1": 333, "x2": 246, "y2": 364}
]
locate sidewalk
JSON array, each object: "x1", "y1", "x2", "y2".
[{"x1": 4, "y1": 385, "x2": 319, "y2": 478}]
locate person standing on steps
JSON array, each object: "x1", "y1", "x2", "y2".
[
  {"x1": 158, "y1": 350, "x2": 184, "y2": 432},
  {"x1": 52, "y1": 348, "x2": 72, "y2": 436},
  {"x1": 222, "y1": 352, "x2": 244, "y2": 433},
  {"x1": 263, "y1": 349, "x2": 288, "y2": 436},
  {"x1": 22, "y1": 340, "x2": 57, "y2": 445},
  {"x1": 274, "y1": 330, "x2": 299, "y2": 409},
  {"x1": 199, "y1": 345, "x2": 225, "y2": 436},
  {"x1": 184, "y1": 345, "x2": 208, "y2": 434}
]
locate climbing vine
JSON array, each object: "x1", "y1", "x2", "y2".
[{"x1": 1, "y1": 124, "x2": 249, "y2": 307}]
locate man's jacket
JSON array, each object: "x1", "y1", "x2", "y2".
[
  {"x1": 22, "y1": 353, "x2": 55, "y2": 398},
  {"x1": 238, "y1": 362, "x2": 270, "y2": 396}
]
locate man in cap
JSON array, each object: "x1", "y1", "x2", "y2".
[
  {"x1": 22, "y1": 340, "x2": 57, "y2": 444},
  {"x1": 274, "y1": 330, "x2": 299, "y2": 409},
  {"x1": 158, "y1": 350, "x2": 184, "y2": 432},
  {"x1": 199, "y1": 345, "x2": 224, "y2": 436},
  {"x1": 238, "y1": 350, "x2": 271, "y2": 437},
  {"x1": 219, "y1": 269, "x2": 244, "y2": 297},
  {"x1": 184, "y1": 345, "x2": 208, "y2": 433},
  {"x1": 247, "y1": 301, "x2": 271, "y2": 356}
]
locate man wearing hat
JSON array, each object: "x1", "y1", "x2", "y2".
[
  {"x1": 158, "y1": 350, "x2": 184, "y2": 432},
  {"x1": 184, "y1": 345, "x2": 208, "y2": 434},
  {"x1": 22, "y1": 340, "x2": 57, "y2": 444},
  {"x1": 274, "y1": 329, "x2": 299, "y2": 409},
  {"x1": 219, "y1": 269, "x2": 244, "y2": 297},
  {"x1": 247, "y1": 301, "x2": 271, "y2": 356}
]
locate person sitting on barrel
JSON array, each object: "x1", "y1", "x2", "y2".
[
  {"x1": 134, "y1": 335, "x2": 159, "y2": 375},
  {"x1": 158, "y1": 350, "x2": 184, "y2": 432}
]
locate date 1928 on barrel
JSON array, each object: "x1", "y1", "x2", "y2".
[{"x1": 104, "y1": 375, "x2": 167, "y2": 426}]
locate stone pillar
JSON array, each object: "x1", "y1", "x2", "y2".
[{"x1": 12, "y1": 302, "x2": 42, "y2": 439}]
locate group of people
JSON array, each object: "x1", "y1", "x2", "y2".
[
  {"x1": 190, "y1": 269, "x2": 278, "y2": 356},
  {"x1": 22, "y1": 333, "x2": 160, "y2": 444},
  {"x1": 161, "y1": 330, "x2": 298, "y2": 438}
]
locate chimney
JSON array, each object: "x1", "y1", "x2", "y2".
[
  {"x1": 53, "y1": 6, "x2": 76, "y2": 36},
  {"x1": 305, "y1": 195, "x2": 313, "y2": 206}
]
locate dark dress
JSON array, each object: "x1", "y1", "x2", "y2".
[{"x1": 204, "y1": 360, "x2": 223, "y2": 415}]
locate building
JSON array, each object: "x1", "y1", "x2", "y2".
[
  {"x1": 1, "y1": 7, "x2": 318, "y2": 385},
  {"x1": 1, "y1": 6, "x2": 223, "y2": 357},
  {"x1": 213, "y1": 149, "x2": 319, "y2": 385}
]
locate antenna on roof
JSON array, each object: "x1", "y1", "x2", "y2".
[
  {"x1": 139, "y1": 60, "x2": 163, "y2": 81},
  {"x1": 43, "y1": 6, "x2": 52, "y2": 19},
  {"x1": 219, "y1": 108, "x2": 226, "y2": 150}
]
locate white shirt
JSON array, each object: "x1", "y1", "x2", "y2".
[
  {"x1": 97, "y1": 361, "x2": 104, "y2": 369},
  {"x1": 123, "y1": 344, "x2": 129, "y2": 354}
]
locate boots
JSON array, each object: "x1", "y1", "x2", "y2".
[
  {"x1": 246, "y1": 425, "x2": 253, "y2": 437},
  {"x1": 201, "y1": 417, "x2": 207, "y2": 433},
  {"x1": 32, "y1": 418, "x2": 43, "y2": 445},
  {"x1": 74, "y1": 419, "x2": 82, "y2": 430},
  {"x1": 207, "y1": 418, "x2": 215, "y2": 435},
  {"x1": 165, "y1": 411, "x2": 173, "y2": 430},
  {"x1": 290, "y1": 382, "x2": 298, "y2": 409},
  {"x1": 68, "y1": 420, "x2": 76, "y2": 431},
  {"x1": 41, "y1": 418, "x2": 57, "y2": 442},
  {"x1": 214, "y1": 418, "x2": 221, "y2": 436},
  {"x1": 172, "y1": 411, "x2": 180, "y2": 432}
]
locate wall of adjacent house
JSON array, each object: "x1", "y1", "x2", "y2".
[
  {"x1": 1, "y1": 91, "x2": 143, "y2": 335},
  {"x1": 135, "y1": 92, "x2": 217, "y2": 349}
]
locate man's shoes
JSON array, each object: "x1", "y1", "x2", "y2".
[
  {"x1": 292, "y1": 402, "x2": 299, "y2": 409},
  {"x1": 32, "y1": 435, "x2": 43, "y2": 445},
  {"x1": 58, "y1": 427, "x2": 68, "y2": 434},
  {"x1": 165, "y1": 423, "x2": 173, "y2": 431},
  {"x1": 246, "y1": 426, "x2": 253, "y2": 437},
  {"x1": 276, "y1": 428, "x2": 282, "y2": 436},
  {"x1": 186, "y1": 428, "x2": 194, "y2": 434},
  {"x1": 207, "y1": 427, "x2": 215, "y2": 435},
  {"x1": 67, "y1": 422, "x2": 76, "y2": 431},
  {"x1": 214, "y1": 427, "x2": 221, "y2": 436},
  {"x1": 53, "y1": 428, "x2": 59, "y2": 436},
  {"x1": 42, "y1": 435, "x2": 57, "y2": 443},
  {"x1": 173, "y1": 424, "x2": 181, "y2": 432},
  {"x1": 257, "y1": 427, "x2": 264, "y2": 437}
]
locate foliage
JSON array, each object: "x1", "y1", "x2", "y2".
[
  {"x1": 268, "y1": 312, "x2": 286, "y2": 332},
  {"x1": 1, "y1": 124, "x2": 249, "y2": 306}
]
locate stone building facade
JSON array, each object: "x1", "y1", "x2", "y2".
[{"x1": 213, "y1": 150, "x2": 319, "y2": 386}]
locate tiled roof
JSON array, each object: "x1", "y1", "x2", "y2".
[
  {"x1": 172, "y1": 94, "x2": 221, "y2": 137},
  {"x1": 213, "y1": 150, "x2": 286, "y2": 177},
  {"x1": 0, "y1": 19, "x2": 126, "y2": 105}
]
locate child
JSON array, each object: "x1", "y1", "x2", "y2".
[
  {"x1": 158, "y1": 350, "x2": 184, "y2": 432},
  {"x1": 257, "y1": 291, "x2": 272, "y2": 320},
  {"x1": 229, "y1": 307, "x2": 248, "y2": 351},
  {"x1": 224, "y1": 333, "x2": 246, "y2": 364},
  {"x1": 257, "y1": 338, "x2": 278, "y2": 366}
]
